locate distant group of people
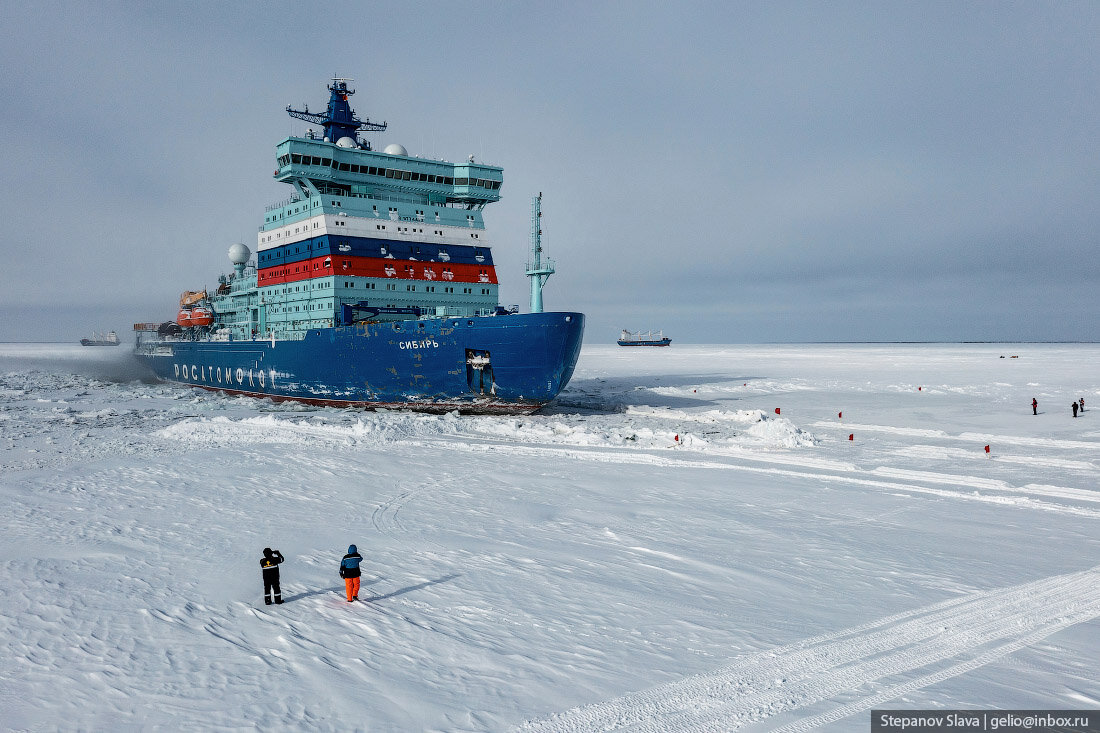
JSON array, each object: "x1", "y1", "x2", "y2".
[
  {"x1": 259, "y1": 545, "x2": 367, "y2": 606},
  {"x1": 1031, "y1": 397, "x2": 1085, "y2": 417}
]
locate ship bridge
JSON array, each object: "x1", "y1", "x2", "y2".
[
  {"x1": 274, "y1": 139, "x2": 502, "y2": 207},
  {"x1": 277, "y1": 79, "x2": 501, "y2": 208}
]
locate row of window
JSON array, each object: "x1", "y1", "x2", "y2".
[
  {"x1": 263, "y1": 281, "x2": 332, "y2": 296},
  {"x1": 277, "y1": 154, "x2": 502, "y2": 190},
  {"x1": 264, "y1": 221, "x2": 473, "y2": 242},
  {"x1": 258, "y1": 262, "x2": 494, "y2": 279},
  {"x1": 267, "y1": 280, "x2": 492, "y2": 296},
  {"x1": 264, "y1": 199, "x2": 337, "y2": 223},
  {"x1": 257, "y1": 242, "x2": 486, "y2": 263},
  {"x1": 266, "y1": 202, "x2": 478, "y2": 232},
  {"x1": 266, "y1": 287, "x2": 494, "y2": 315},
  {"x1": 271, "y1": 302, "x2": 331, "y2": 313}
]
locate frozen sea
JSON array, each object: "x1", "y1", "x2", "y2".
[{"x1": 1, "y1": 342, "x2": 1097, "y2": 732}]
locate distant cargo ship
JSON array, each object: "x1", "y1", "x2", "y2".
[
  {"x1": 81, "y1": 331, "x2": 120, "y2": 347},
  {"x1": 133, "y1": 78, "x2": 584, "y2": 413},
  {"x1": 617, "y1": 330, "x2": 671, "y2": 347}
]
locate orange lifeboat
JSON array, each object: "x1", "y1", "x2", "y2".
[
  {"x1": 177, "y1": 309, "x2": 193, "y2": 327},
  {"x1": 189, "y1": 306, "x2": 214, "y2": 327}
]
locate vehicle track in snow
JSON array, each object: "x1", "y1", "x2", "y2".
[
  {"x1": 425, "y1": 435, "x2": 1100, "y2": 519},
  {"x1": 370, "y1": 486, "x2": 417, "y2": 537},
  {"x1": 517, "y1": 565, "x2": 1100, "y2": 732}
]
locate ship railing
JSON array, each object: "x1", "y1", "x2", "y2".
[
  {"x1": 265, "y1": 195, "x2": 303, "y2": 212},
  {"x1": 525, "y1": 257, "x2": 556, "y2": 273}
]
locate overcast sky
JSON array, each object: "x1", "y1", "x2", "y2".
[{"x1": 2, "y1": 1, "x2": 1098, "y2": 343}]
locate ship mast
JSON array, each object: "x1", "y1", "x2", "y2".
[
  {"x1": 286, "y1": 77, "x2": 387, "y2": 147},
  {"x1": 526, "y1": 193, "x2": 555, "y2": 313}
]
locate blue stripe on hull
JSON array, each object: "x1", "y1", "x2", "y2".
[
  {"x1": 257, "y1": 235, "x2": 493, "y2": 267},
  {"x1": 135, "y1": 312, "x2": 584, "y2": 414}
]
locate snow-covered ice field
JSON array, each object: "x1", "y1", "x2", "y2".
[{"x1": 1, "y1": 342, "x2": 1097, "y2": 732}]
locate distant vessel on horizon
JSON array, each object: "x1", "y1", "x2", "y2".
[
  {"x1": 617, "y1": 329, "x2": 671, "y2": 347},
  {"x1": 80, "y1": 331, "x2": 120, "y2": 347}
]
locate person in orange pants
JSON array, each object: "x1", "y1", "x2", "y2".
[{"x1": 339, "y1": 544, "x2": 364, "y2": 602}]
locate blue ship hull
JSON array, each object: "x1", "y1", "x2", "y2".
[{"x1": 135, "y1": 312, "x2": 584, "y2": 414}]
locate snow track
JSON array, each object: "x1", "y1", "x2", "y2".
[{"x1": 519, "y1": 566, "x2": 1100, "y2": 732}]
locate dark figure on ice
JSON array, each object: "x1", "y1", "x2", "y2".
[
  {"x1": 1032, "y1": 397, "x2": 1038, "y2": 415},
  {"x1": 1080, "y1": 398, "x2": 1085, "y2": 413},
  {"x1": 1072, "y1": 401, "x2": 1079, "y2": 418},
  {"x1": 260, "y1": 548, "x2": 284, "y2": 605},
  {"x1": 339, "y1": 544, "x2": 364, "y2": 602}
]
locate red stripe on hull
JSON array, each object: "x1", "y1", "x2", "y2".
[{"x1": 258, "y1": 255, "x2": 497, "y2": 286}]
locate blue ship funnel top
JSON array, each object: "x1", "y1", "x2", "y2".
[{"x1": 286, "y1": 78, "x2": 387, "y2": 148}]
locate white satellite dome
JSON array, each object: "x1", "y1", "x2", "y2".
[
  {"x1": 383, "y1": 143, "x2": 408, "y2": 157},
  {"x1": 228, "y1": 243, "x2": 251, "y2": 265},
  {"x1": 335, "y1": 136, "x2": 357, "y2": 148}
]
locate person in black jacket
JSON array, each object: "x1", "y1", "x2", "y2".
[
  {"x1": 339, "y1": 544, "x2": 364, "y2": 602},
  {"x1": 260, "y1": 548, "x2": 284, "y2": 605}
]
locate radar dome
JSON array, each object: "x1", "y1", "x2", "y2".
[
  {"x1": 335, "y1": 136, "x2": 357, "y2": 148},
  {"x1": 228, "y1": 243, "x2": 251, "y2": 265},
  {"x1": 383, "y1": 143, "x2": 408, "y2": 157}
]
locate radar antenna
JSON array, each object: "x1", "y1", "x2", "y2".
[{"x1": 286, "y1": 77, "x2": 387, "y2": 147}]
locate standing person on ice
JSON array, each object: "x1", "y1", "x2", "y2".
[
  {"x1": 1073, "y1": 401, "x2": 1079, "y2": 418},
  {"x1": 1032, "y1": 397, "x2": 1038, "y2": 415},
  {"x1": 260, "y1": 548, "x2": 284, "y2": 605},
  {"x1": 339, "y1": 544, "x2": 365, "y2": 602}
]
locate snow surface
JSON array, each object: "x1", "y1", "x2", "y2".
[{"x1": 1, "y1": 342, "x2": 1098, "y2": 732}]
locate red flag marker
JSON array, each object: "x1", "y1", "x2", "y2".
[
  {"x1": 838, "y1": 411, "x2": 842, "y2": 419},
  {"x1": 674, "y1": 434, "x2": 679, "y2": 442},
  {"x1": 918, "y1": 386, "x2": 922, "y2": 391},
  {"x1": 848, "y1": 434, "x2": 854, "y2": 441},
  {"x1": 774, "y1": 407, "x2": 781, "y2": 415},
  {"x1": 984, "y1": 445, "x2": 990, "y2": 454}
]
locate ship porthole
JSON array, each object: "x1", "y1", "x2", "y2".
[{"x1": 565, "y1": 316, "x2": 572, "y2": 322}]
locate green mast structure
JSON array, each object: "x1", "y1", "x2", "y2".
[{"x1": 526, "y1": 192, "x2": 555, "y2": 313}]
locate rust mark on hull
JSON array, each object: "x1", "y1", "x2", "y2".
[{"x1": 175, "y1": 382, "x2": 546, "y2": 415}]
